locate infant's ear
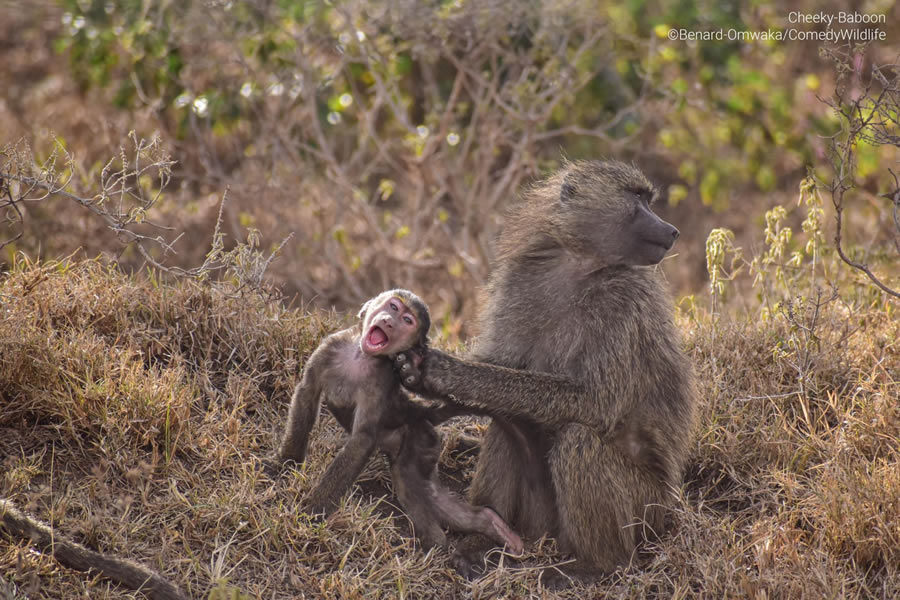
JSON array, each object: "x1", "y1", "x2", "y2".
[{"x1": 357, "y1": 299, "x2": 373, "y2": 319}]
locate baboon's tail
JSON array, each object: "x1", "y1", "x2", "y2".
[{"x1": 0, "y1": 498, "x2": 189, "y2": 600}]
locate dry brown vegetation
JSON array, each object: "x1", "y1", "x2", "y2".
[{"x1": 1, "y1": 257, "x2": 897, "y2": 599}]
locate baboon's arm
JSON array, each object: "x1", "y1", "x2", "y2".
[
  {"x1": 398, "y1": 349, "x2": 612, "y2": 430},
  {"x1": 277, "y1": 347, "x2": 328, "y2": 463},
  {"x1": 302, "y1": 406, "x2": 379, "y2": 515}
]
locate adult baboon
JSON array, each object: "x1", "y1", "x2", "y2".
[
  {"x1": 271, "y1": 289, "x2": 522, "y2": 553},
  {"x1": 396, "y1": 160, "x2": 696, "y2": 576}
]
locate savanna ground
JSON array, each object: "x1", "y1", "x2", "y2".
[{"x1": 1, "y1": 1, "x2": 899, "y2": 599}]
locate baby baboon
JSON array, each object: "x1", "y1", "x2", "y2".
[
  {"x1": 396, "y1": 160, "x2": 696, "y2": 576},
  {"x1": 272, "y1": 289, "x2": 522, "y2": 553}
]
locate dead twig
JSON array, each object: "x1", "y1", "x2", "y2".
[
  {"x1": 1, "y1": 499, "x2": 190, "y2": 600},
  {"x1": 819, "y1": 47, "x2": 900, "y2": 298}
]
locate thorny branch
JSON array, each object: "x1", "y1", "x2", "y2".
[
  {"x1": 821, "y1": 45, "x2": 900, "y2": 298},
  {"x1": 1, "y1": 134, "x2": 179, "y2": 265},
  {"x1": 0, "y1": 135, "x2": 290, "y2": 292},
  {"x1": 205, "y1": 1, "x2": 649, "y2": 305}
]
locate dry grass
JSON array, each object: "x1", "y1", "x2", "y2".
[{"x1": 1, "y1": 257, "x2": 898, "y2": 599}]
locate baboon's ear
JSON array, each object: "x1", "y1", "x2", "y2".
[
  {"x1": 357, "y1": 299, "x2": 373, "y2": 319},
  {"x1": 560, "y1": 175, "x2": 577, "y2": 202}
]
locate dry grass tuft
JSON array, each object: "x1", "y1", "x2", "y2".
[{"x1": 1, "y1": 258, "x2": 897, "y2": 599}]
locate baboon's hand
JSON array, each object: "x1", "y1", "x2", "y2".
[
  {"x1": 395, "y1": 347, "x2": 461, "y2": 399},
  {"x1": 301, "y1": 492, "x2": 334, "y2": 521},
  {"x1": 300, "y1": 502, "x2": 328, "y2": 524},
  {"x1": 394, "y1": 348, "x2": 426, "y2": 392}
]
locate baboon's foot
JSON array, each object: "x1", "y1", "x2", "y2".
[
  {"x1": 260, "y1": 456, "x2": 284, "y2": 477},
  {"x1": 538, "y1": 562, "x2": 606, "y2": 590},
  {"x1": 450, "y1": 534, "x2": 508, "y2": 581}
]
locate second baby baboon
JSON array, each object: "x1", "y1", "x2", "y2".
[
  {"x1": 396, "y1": 160, "x2": 697, "y2": 577},
  {"x1": 272, "y1": 289, "x2": 522, "y2": 553}
]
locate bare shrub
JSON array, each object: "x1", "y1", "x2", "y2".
[{"x1": 820, "y1": 44, "x2": 900, "y2": 297}]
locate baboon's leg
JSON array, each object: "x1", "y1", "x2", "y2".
[
  {"x1": 431, "y1": 483, "x2": 523, "y2": 555},
  {"x1": 385, "y1": 420, "x2": 446, "y2": 548},
  {"x1": 549, "y1": 423, "x2": 667, "y2": 572},
  {"x1": 452, "y1": 422, "x2": 540, "y2": 579},
  {"x1": 391, "y1": 462, "x2": 446, "y2": 549},
  {"x1": 467, "y1": 424, "x2": 524, "y2": 521},
  {"x1": 469, "y1": 421, "x2": 557, "y2": 540}
]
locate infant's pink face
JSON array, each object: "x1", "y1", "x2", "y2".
[{"x1": 360, "y1": 294, "x2": 420, "y2": 356}]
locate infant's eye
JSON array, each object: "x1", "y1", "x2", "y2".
[
  {"x1": 390, "y1": 302, "x2": 398, "y2": 311},
  {"x1": 403, "y1": 316, "x2": 413, "y2": 325}
]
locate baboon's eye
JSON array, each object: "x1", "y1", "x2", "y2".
[
  {"x1": 628, "y1": 187, "x2": 652, "y2": 205},
  {"x1": 390, "y1": 301, "x2": 399, "y2": 311},
  {"x1": 403, "y1": 315, "x2": 414, "y2": 326}
]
